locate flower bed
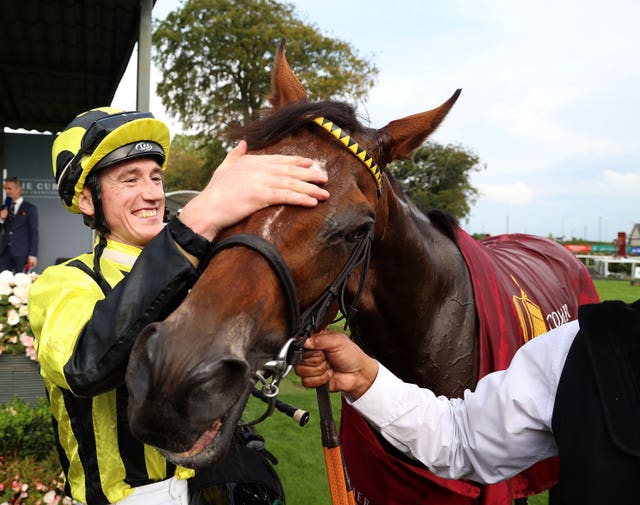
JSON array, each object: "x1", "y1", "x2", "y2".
[
  {"x1": 0, "y1": 399, "x2": 76, "y2": 504},
  {"x1": 1, "y1": 453, "x2": 72, "y2": 505},
  {"x1": 0, "y1": 271, "x2": 38, "y2": 360}
]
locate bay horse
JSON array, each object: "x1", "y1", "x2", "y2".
[{"x1": 126, "y1": 42, "x2": 599, "y2": 504}]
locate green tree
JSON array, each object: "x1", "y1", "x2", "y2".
[
  {"x1": 164, "y1": 134, "x2": 227, "y2": 191},
  {"x1": 153, "y1": 0, "x2": 378, "y2": 138},
  {"x1": 388, "y1": 142, "x2": 484, "y2": 221}
]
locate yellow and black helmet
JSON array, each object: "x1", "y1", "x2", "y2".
[{"x1": 52, "y1": 106, "x2": 171, "y2": 214}]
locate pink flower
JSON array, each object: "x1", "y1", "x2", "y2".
[
  {"x1": 19, "y1": 333, "x2": 37, "y2": 360},
  {"x1": 19, "y1": 334, "x2": 33, "y2": 348}
]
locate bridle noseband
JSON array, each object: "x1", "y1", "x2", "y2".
[{"x1": 203, "y1": 116, "x2": 381, "y2": 413}]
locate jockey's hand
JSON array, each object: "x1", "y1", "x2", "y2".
[
  {"x1": 178, "y1": 140, "x2": 329, "y2": 241},
  {"x1": 295, "y1": 330, "x2": 379, "y2": 400}
]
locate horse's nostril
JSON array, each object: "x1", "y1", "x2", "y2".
[
  {"x1": 187, "y1": 356, "x2": 250, "y2": 396},
  {"x1": 220, "y1": 358, "x2": 250, "y2": 387},
  {"x1": 183, "y1": 356, "x2": 250, "y2": 421}
]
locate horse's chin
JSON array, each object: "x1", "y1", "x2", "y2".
[{"x1": 157, "y1": 382, "x2": 254, "y2": 469}]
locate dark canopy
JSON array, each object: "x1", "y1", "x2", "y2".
[{"x1": 0, "y1": 0, "x2": 153, "y2": 133}]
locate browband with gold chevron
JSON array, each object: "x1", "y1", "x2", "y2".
[{"x1": 312, "y1": 116, "x2": 382, "y2": 198}]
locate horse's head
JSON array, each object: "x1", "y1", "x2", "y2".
[{"x1": 126, "y1": 40, "x2": 460, "y2": 468}]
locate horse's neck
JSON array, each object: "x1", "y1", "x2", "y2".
[{"x1": 352, "y1": 192, "x2": 479, "y2": 397}]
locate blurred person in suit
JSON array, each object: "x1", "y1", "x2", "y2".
[{"x1": 0, "y1": 176, "x2": 39, "y2": 272}]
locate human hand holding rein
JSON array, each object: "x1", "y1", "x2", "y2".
[{"x1": 295, "y1": 330, "x2": 379, "y2": 400}]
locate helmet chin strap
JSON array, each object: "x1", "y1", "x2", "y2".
[
  {"x1": 84, "y1": 172, "x2": 110, "y2": 234},
  {"x1": 92, "y1": 234, "x2": 112, "y2": 295},
  {"x1": 81, "y1": 171, "x2": 113, "y2": 295}
]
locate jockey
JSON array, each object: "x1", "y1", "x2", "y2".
[
  {"x1": 295, "y1": 299, "x2": 640, "y2": 504},
  {"x1": 28, "y1": 107, "x2": 329, "y2": 505}
]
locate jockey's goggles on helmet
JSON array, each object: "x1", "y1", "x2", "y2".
[{"x1": 79, "y1": 111, "x2": 155, "y2": 156}]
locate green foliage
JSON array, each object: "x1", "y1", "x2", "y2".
[
  {"x1": 528, "y1": 491, "x2": 549, "y2": 505},
  {"x1": 164, "y1": 134, "x2": 228, "y2": 192},
  {"x1": 153, "y1": 0, "x2": 378, "y2": 138},
  {"x1": 607, "y1": 262, "x2": 632, "y2": 276},
  {"x1": 387, "y1": 142, "x2": 484, "y2": 221},
  {"x1": 0, "y1": 397, "x2": 55, "y2": 460}
]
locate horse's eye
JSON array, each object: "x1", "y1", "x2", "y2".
[{"x1": 346, "y1": 222, "x2": 374, "y2": 242}]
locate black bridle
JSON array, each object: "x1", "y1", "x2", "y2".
[
  {"x1": 205, "y1": 227, "x2": 374, "y2": 399},
  {"x1": 203, "y1": 115, "x2": 382, "y2": 434}
]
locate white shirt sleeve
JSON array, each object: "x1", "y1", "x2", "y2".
[{"x1": 348, "y1": 320, "x2": 580, "y2": 484}]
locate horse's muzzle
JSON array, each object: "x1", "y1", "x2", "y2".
[{"x1": 125, "y1": 322, "x2": 251, "y2": 460}]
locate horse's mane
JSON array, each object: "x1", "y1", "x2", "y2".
[
  {"x1": 227, "y1": 100, "x2": 376, "y2": 151},
  {"x1": 426, "y1": 209, "x2": 459, "y2": 242}
]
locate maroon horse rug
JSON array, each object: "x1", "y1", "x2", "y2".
[{"x1": 340, "y1": 229, "x2": 600, "y2": 505}]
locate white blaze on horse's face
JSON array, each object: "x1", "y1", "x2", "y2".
[
  {"x1": 310, "y1": 158, "x2": 328, "y2": 178},
  {"x1": 260, "y1": 207, "x2": 285, "y2": 241}
]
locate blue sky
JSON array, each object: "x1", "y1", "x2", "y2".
[{"x1": 114, "y1": 0, "x2": 639, "y2": 241}]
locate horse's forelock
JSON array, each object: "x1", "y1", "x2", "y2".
[{"x1": 227, "y1": 101, "x2": 369, "y2": 151}]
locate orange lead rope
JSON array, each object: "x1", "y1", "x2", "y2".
[{"x1": 316, "y1": 383, "x2": 356, "y2": 505}]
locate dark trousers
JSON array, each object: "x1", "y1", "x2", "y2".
[{"x1": 0, "y1": 253, "x2": 27, "y2": 273}]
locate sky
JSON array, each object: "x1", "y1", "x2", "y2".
[{"x1": 113, "y1": 0, "x2": 640, "y2": 241}]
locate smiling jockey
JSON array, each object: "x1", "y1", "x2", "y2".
[{"x1": 28, "y1": 107, "x2": 329, "y2": 505}]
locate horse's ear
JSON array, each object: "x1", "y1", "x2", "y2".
[
  {"x1": 380, "y1": 89, "x2": 461, "y2": 161},
  {"x1": 268, "y1": 39, "x2": 308, "y2": 107}
]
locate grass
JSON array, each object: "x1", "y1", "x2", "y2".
[
  {"x1": 592, "y1": 278, "x2": 640, "y2": 303},
  {"x1": 243, "y1": 376, "x2": 341, "y2": 504}
]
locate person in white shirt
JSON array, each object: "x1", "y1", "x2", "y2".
[{"x1": 295, "y1": 299, "x2": 640, "y2": 504}]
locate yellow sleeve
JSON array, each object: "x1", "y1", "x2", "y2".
[{"x1": 28, "y1": 261, "x2": 106, "y2": 390}]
